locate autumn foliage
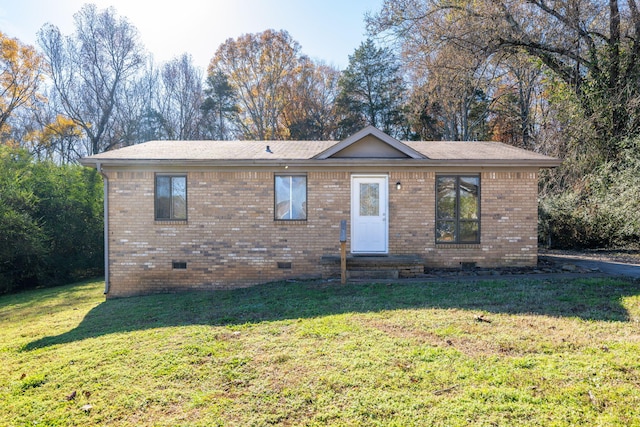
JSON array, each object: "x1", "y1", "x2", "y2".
[
  {"x1": 1, "y1": 0, "x2": 640, "y2": 286},
  {"x1": 0, "y1": 31, "x2": 43, "y2": 142}
]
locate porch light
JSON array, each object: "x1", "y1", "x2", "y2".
[{"x1": 396, "y1": 181, "x2": 402, "y2": 190}]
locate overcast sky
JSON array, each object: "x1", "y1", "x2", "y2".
[{"x1": 0, "y1": 0, "x2": 383, "y2": 71}]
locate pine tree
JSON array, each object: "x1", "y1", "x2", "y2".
[{"x1": 336, "y1": 39, "x2": 406, "y2": 138}]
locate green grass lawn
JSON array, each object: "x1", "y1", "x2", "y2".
[{"x1": 1, "y1": 277, "x2": 640, "y2": 426}]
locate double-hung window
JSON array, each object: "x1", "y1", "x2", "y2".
[
  {"x1": 275, "y1": 175, "x2": 307, "y2": 220},
  {"x1": 155, "y1": 175, "x2": 187, "y2": 220},
  {"x1": 436, "y1": 175, "x2": 480, "y2": 243}
]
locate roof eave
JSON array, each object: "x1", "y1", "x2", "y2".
[{"x1": 79, "y1": 157, "x2": 562, "y2": 169}]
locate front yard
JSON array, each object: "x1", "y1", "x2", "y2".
[{"x1": 1, "y1": 277, "x2": 639, "y2": 426}]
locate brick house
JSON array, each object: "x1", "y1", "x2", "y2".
[{"x1": 80, "y1": 126, "x2": 560, "y2": 298}]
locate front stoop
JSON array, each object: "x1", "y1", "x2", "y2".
[{"x1": 320, "y1": 254, "x2": 425, "y2": 280}]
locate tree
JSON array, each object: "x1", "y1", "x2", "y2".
[
  {"x1": 30, "y1": 160, "x2": 104, "y2": 284},
  {"x1": 209, "y1": 29, "x2": 301, "y2": 140},
  {"x1": 38, "y1": 4, "x2": 145, "y2": 155},
  {"x1": 113, "y1": 59, "x2": 168, "y2": 145},
  {"x1": 281, "y1": 58, "x2": 341, "y2": 140},
  {"x1": 201, "y1": 70, "x2": 237, "y2": 140},
  {"x1": 0, "y1": 145, "x2": 103, "y2": 292},
  {"x1": 0, "y1": 146, "x2": 47, "y2": 291},
  {"x1": 489, "y1": 55, "x2": 543, "y2": 149},
  {"x1": 368, "y1": 0, "x2": 640, "y2": 161},
  {"x1": 25, "y1": 114, "x2": 83, "y2": 164},
  {"x1": 158, "y1": 54, "x2": 204, "y2": 140},
  {"x1": 405, "y1": 90, "x2": 444, "y2": 140},
  {"x1": 0, "y1": 31, "x2": 44, "y2": 142},
  {"x1": 336, "y1": 39, "x2": 407, "y2": 139},
  {"x1": 410, "y1": 44, "x2": 492, "y2": 141}
]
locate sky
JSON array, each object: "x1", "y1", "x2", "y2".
[{"x1": 0, "y1": 0, "x2": 384, "y2": 71}]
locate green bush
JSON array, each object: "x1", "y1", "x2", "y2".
[
  {"x1": 0, "y1": 147, "x2": 48, "y2": 291},
  {"x1": 32, "y1": 162, "x2": 104, "y2": 284},
  {"x1": 0, "y1": 146, "x2": 103, "y2": 293},
  {"x1": 540, "y1": 139, "x2": 640, "y2": 248}
]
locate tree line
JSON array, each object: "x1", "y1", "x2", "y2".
[
  {"x1": 1, "y1": 2, "x2": 635, "y2": 177},
  {"x1": 1, "y1": 4, "x2": 411, "y2": 160},
  {"x1": 4, "y1": 2, "x2": 636, "y2": 162},
  {"x1": 0, "y1": 3, "x2": 560, "y2": 159},
  {"x1": 2, "y1": 1, "x2": 640, "y2": 292}
]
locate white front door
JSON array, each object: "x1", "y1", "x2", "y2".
[{"x1": 351, "y1": 175, "x2": 388, "y2": 254}]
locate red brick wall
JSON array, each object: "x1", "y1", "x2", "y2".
[{"x1": 104, "y1": 168, "x2": 539, "y2": 297}]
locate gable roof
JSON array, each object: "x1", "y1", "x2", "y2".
[
  {"x1": 80, "y1": 126, "x2": 561, "y2": 168},
  {"x1": 313, "y1": 126, "x2": 425, "y2": 159}
]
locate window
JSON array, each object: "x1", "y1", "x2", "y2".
[
  {"x1": 275, "y1": 175, "x2": 307, "y2": 220},
  {"x1": 155, "y1": 175, "x2": 187, "y2": 220},
  {"x1": 359, "y1": 183, "x2": 380, "y2": 216},
  {"x1": 436, "y1": 176, "x2": 480, "y2": 243}
]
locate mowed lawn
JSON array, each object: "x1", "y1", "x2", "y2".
[{"x1": 1, "y1": 277, "x2": 640, "y2": 426}]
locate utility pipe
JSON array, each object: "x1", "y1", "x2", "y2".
[{"x1": 96, "y1": 162, "x2": 109, "y2": 295}]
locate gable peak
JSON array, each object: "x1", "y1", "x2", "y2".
[{"x1": 313, "y1": 126, "x2": 425, "y2": 160}]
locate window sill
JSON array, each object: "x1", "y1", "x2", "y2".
[
  {"x1": 274, "y1": 220, "x2": 307, "y2": 225},
  {"x1": 155, "y1": 220, "x2": 188, "y2": 225},
  {"x1": 436, "y1": 243, "x2": 481, "y2": 249}
]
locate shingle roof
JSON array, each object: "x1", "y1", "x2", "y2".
[
  {"x1": 85, "y1": 139, "x2": 556, "y2": 160},
  {"x1": 81, "y1": 127, "x2": 560, "y2": 167},
  {"x1": 86, "y1": 140, "x2": 337, "y2": 160},
  {"x1": 404, "y1": 140, "x2": 556, "y2": 161}
]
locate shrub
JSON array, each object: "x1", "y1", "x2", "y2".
[
  {"x1": 0, "y1": 146, "x2": 103, "y2": 293},
  {"x1": 540, "y1": 139, "x2": 640, "y2": 248}
]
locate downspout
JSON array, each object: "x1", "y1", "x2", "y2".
[{"x1": 96, "y1": 162, "x2": 110, "y2": 295}]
